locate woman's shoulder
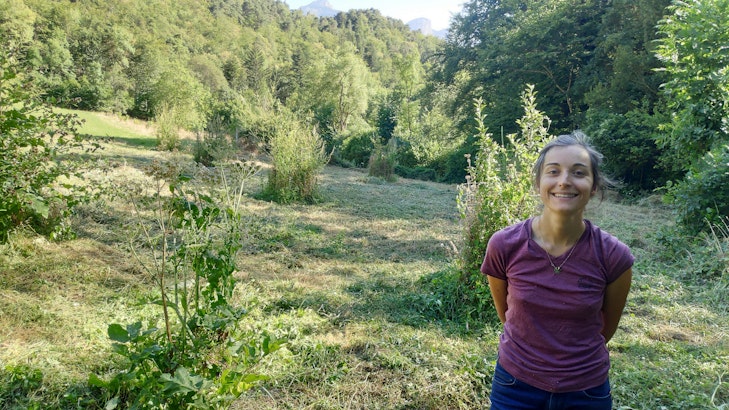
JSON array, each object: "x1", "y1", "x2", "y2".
[
  {"x1": 490, "y1": 218, "x2": 532, "y2": 246},
  {"x1": 584, "y1": 219, "x2": 629, "y2": 249},
  {"x1": 584, "y1": 219, "x2": 634, "y2": 271}
]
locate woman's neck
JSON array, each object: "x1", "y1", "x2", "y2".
[{"x1": 533, "y1": 213, "x2": 585, "y2": 249}]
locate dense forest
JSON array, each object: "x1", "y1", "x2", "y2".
[{"x1": 1, "y1": 0, "x2": 728, "y2": 229}]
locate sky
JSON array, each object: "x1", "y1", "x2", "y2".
[{"x1": 283, "y1": 0, "x2": 465, "y2": 31}]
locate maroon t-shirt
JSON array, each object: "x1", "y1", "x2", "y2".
[{"x1": 481, "y1": 218, "x2": 634, "y2": 393}]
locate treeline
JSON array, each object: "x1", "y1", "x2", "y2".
[{"x1": 2, "y1": 0, "x2": 728, "y2": 233}]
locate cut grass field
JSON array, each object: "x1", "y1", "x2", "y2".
[{"x1": 0, "y1": 112, "x2": 727, "y2": 409}]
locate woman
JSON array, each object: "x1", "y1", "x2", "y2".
[{"x1": 481, "y1": 131, "x2": 634, "y2": 409}]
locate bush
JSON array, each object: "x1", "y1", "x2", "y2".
[
  {"x1": 91, "y1": 159, "x2": 280, "y2": 409},
  {"x1": 585, "y1": 106, "x2": 669, "y2": 193},
  {"x1": 262, "y1": 113, "x2": 329, "y2": 204},
  {"x1": 394, "y1": 165, "x2": 436, "y2": 181},
  {"x1": 154, "y1": 103, "x2": 182, "y2": 151},
  {"x1": 0, "y1": 49, "x2": 90, "y2": 242},
  {"x1": 457, "y1": 85, "x2": 549, "y2": 323},
  {"x1": 339, "y1": 131, "x2": 376, "y2": 168},
  {"x1": 664, "y1": 144, "x2": 729, "y2": 235},
  {"x1": 193, "y1": 116, "x2": 234, "y2": 167},
  {"x1": 368, "y1": 138, "x2": 397, "y2": 181},
  {"x1": 430, "y1": 135, "x2": 478, "y2": 184}
]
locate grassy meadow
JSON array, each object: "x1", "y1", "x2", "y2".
[{"x1": 0, "y1": 111, "x2": 727, "y2": 409}]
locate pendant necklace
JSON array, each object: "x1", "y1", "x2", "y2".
[{"x1": 546, "y1": 244, "x2": 577, "y2": 274}]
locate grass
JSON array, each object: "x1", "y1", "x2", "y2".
[{"x1": 1, "y1": 111, "x2": 727, "y2": 409}]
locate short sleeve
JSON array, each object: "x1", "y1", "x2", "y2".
[
  {"x1": 481, "y1": 230, "x2": 508, "y2": 280},
  {"x1": 603, "y1": 233, "x2": 634, "y2": 283}
]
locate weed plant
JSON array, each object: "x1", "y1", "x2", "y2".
[
  {"x1": 88, "y1": 157, "x2": 284, "y2": 409},
  {"x1": 456, "y1": 85, "x2": 550, "y2": 322},
  {"x1": 368, "y1": 138, "x2": 398, "y2": 182},
  {"x1": 262, "y1": 113, "x2": 328, "y2": 204}
]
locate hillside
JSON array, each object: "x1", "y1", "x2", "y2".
[{"x1": 0, "y1": 112, "x2": 727, "y2": 409}]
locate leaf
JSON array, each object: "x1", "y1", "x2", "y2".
[
  {"x1": 104, "y1": 396, "x2": 119, "y2": 410},
  {"x1": 160, "y1": 366, "x2": 209, "y2": 395},
  {"x1": 87, "y1": 373, "x2": 108, "y2": 388},
  {"x1": 107, "y1": 324, "x2": 130, "y2": 343},
  {"x1": 27, "y1": 194, "x2": 49, "y2": 218}
]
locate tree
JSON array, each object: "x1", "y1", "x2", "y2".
[
  {"x1": 655, "y1": 0, "x2": 729, "y2": 166},
  {"x1": 654, "y1": 0, "x2": 729, "y2": 233},
  {"x1": 320, "y1": 46, "x2": 373, "y2": 133},
  {"x1": 0, "y1": 48, "x2": 87, "y2": 241}
]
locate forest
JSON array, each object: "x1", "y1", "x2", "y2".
[
  {"x1": 2, "y1": 0, "x2": 728, "y2": 224},
  {"x1": 0, "y1": 0, "x2": 728, "y2": 408}
]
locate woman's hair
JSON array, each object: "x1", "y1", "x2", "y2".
[{"x1": 532, "y1": 130, "x2": 615, "y2": 199}]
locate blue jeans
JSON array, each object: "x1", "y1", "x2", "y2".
[{"x1": 489, "y1": 362, "x2": 612, "y2": 410}]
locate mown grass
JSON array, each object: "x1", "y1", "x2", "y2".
[{"x1": 0, "y1": 112, "x2": 727, "y2": 409}]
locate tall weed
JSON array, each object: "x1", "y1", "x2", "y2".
[
  {"x1": 368, "y1": 138, "x2": 398, "y2": 181},
  {"x1": 263, "y1": 113, "x2": 329, "y2": 204},
  {"x1": 91, "y1": 157, "x2": 283, "y2": 409},
  {"x1": 456, "y1": 85, "x2": 550, "y2": 322}
]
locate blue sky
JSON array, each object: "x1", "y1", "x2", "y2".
[{"x1": 283, "y1": 0, "x2": 465, "y2": 31}]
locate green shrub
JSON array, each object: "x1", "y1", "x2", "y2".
[
  {"x1": 193, "y1": 116, "x2": 234, "y2": 167},
  {"x1": 430, "y1": 135, "x2": 478, "y2": 184},
  {"x1": 154, "y1": 103, "x2": 182, "y2": 151},
  {"x1": 664, "y1": 144, "x2": 729, "y2": 235},
  {"x1": 91, "y1": 159, "x2": 280, "y2": 409},
  {"x1": 262, "y1": 113, "x2": 329, "y2": 204},
  {"x1": 394, "y1": 165, "x2": 436, "y2": 181},
  {"x1": 368, "y1": 138, "x2": 397, "y2": 181},
  {"x1": 339, "y1": 131, "x2": 376, "y2": 167},
  {"x1": 457, "y1": 85, "x2": 549, "y2": 323},
  {"x1": 0, "y1": 49, "x2": 91, "y2": 242},
  {"x1": 585, "y1": 106, "x2": 669, "y2": 193}
]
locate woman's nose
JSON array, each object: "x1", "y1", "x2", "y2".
[{"x1": 558, "y1": 171, "x2": 571, "y2": 185}]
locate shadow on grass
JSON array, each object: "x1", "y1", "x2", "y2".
[{"x1": 264, "y1": 267, "x2": 496, "y2": 337}]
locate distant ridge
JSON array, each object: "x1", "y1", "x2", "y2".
[
  {"x1": 407, "y1": 18, "x2": 447, "y2": 39},
  {"x1": 299, "y1": 0, "x2": 340, "y2": 18},
  {"x1": 295, "y1": 1, "x2": 447, "y2": 38}
]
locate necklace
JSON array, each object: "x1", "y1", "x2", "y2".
[{"x1": 546, "y1": 244, "x2": 577, "y2": 273}]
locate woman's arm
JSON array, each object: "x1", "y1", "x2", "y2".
[
  {"x1": 487, "y1": 276, "x2": 508, "y2": 324},
  {"x1": 601, "y1": 268, "x2": 632, "y2": 342}
]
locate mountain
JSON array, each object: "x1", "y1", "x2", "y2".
[
  {"x1": 295, "y1": 1, "x2": 447, "y2": 38},
  {"x1": 407, "y1": 18, "x2": 447, "y2": 39},
  {"x1": 299, "y1": 0, "x2": 340, "y2": 18}
]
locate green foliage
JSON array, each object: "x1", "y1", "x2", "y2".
[
  {"x1": 193, "y1": 117, "x2": 235, "y2": 167},
  {"x1": 338, "y1": 131, "x2": 376, "y2": 168},
  {"x1": 653, "y1": 0, "x2": 729, "y2": 233},
  {"x1": 0, "y1": 49, "x2": 93, "y2": 242},
  {"x1": 93, "y1": 158, "x2": 281, "y2": 408},
  {"x1": 368, "y1": 138, "x2": 398, "y2": 182},
  {"x1": 394, "y1": 164, "x2": 437, "y2": 181},
  {"x1": 655, "y1": 0, "x2": 729, "y2": 166},
  {"x1": 585, "y1": 106, "x2": 670, "y2": 192},
  {"x1": 262, "y1": 113, "x2": 329, "y2": 204},
  {"x1": 154, "y1": 103, "x2": 182, "y2": 151},
  {"x1": 663, "y1": 144, "x2": 729, "y2": 235},
  {"x1": 457, "y1": 85, "x2": 549, "y2": 322},
  {"x1": 0, "y1": 364, "x2": 44, "y2": 409}
]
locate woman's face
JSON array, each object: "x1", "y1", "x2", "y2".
[{"x1": 537, "y1": 145, "x2": 595, "y2": 215}]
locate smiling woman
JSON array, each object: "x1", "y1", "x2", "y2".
[{"x1": 482, "y1": 131, "x2": 634, "y2": 410}]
